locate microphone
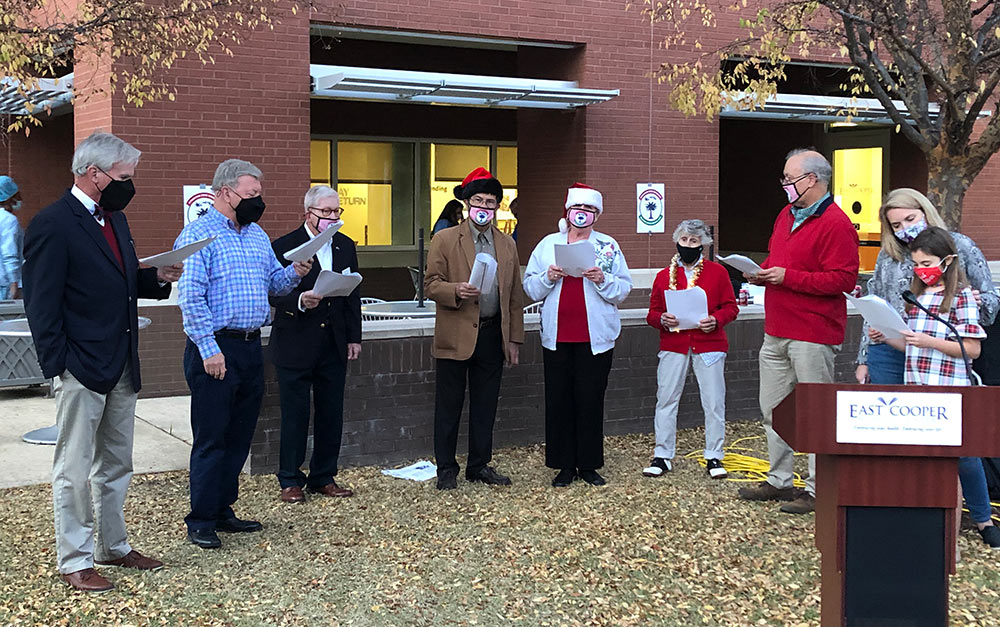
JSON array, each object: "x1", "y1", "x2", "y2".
[{"x1": 902, "y1": 290, "x2": 979, "y2": 385}]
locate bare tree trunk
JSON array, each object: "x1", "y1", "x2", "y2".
[{"x1": 924, "y1": 148, "x2": 970, "y2": 231}]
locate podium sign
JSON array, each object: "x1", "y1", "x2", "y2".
[{"x1": 835, "y1": 390, "x2": 963, "y2": 446}]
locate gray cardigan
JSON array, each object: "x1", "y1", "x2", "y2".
[{"x1": 856, "y1": 231, "x2": 999, "y2": 365}]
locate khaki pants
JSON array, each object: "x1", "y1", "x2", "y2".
[
  {"x1": 759, "y1": 334, "x2": 837, "y2": 496},
  {"x1": 51, "y1": 359, "x2": 136, "y2": 574},
  {"x1": 653, "y1": 350, "x2": 726, "y2": 460}
]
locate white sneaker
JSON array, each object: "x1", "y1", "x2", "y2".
[
  {"x1": 642, "y1": 458, "x2": 672, "y2": 477},
  {"x1": 706, "y1": 458, "x2": 728, "y2": 479}
]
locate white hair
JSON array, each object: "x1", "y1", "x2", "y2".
[
  {"x1": 786, "y1": 148, "x2": 832, "y2": 186},
  {"x1": 212, "y1": 159, "x2": 262, "y2": 192},
  {"x1": 672, "y1": 219, "x2": 713, "y2": 244},
  {"x1": 304, "y1": 185, "x2": 340, "y2": 212},
  {"x1": 71, "y1": 132, "x2": 141, "y2": 176}
]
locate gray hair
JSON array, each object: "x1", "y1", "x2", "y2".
[
  {"x1": 303, "y1": 185, "x2": 340, "y2": 212},
  {"x1": 786, "y1": 147, "x2": 832, "y2": 186},
  {"x1": 71, "y1": 132, "x2": 141, "y2": 176},
  {"x1": 212, "y1": 159, "x2": 262, "y2": 192},
  {"x1": 672, "y1": 219, "x2": 713, "y2": 244}
]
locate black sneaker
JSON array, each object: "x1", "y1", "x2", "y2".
[
  {"x1": 705, "y1": 458, "x2": 728, "y2": 479},
  {"x1": 979, "y1": 525, "x2": 1000, "y2": 549},
  {"x1": 578, "y1": 470, "x2": 606, "y2": 486},
  {"x1": 642, "y1": 458, "x2": 672, "y2": 477}
]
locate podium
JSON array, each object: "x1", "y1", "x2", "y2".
[{"x1": 773, "y1": 383, "x2": 1000, "y2": 627}]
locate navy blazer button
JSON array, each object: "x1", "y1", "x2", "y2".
[
  {"x1": 320, "y1": 323, "x2": 326, "y2": 328},
  {"x1": 473, "y1": 323, "x2": 478, "y2": 328}
]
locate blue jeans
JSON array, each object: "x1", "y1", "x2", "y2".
[{"x1": 867, "y1": 342, "x2": 993, "y2": 524}]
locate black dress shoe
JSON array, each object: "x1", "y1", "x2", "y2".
[
  {"x1": 467, "y1": 466, "x2": 512, "y2": 486},
  {"x1": 436, "y1": 472, "x2": 458, "y2": 490},
  {"x1": 188, "y1": 529, "x2": 222, "y2": 549},
  {"x1": 579, "y1": 470, "x2": 607, "y2": 486},
  {"x1": 216, "y1": 517, "x2": 263, "y2": 533},
  {"x1": 552, "y1": 468, "x2": 576, "y2": 487}
]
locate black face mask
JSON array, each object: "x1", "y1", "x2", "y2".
[
  {"x1": 98, "y1": 178, "x2": 136, "y2": 212},
  {"x1": 233, "y1": 195, "x2": 266, "y2": 226},
  {"x1": 676, "y1": 243, "x2": 703, "y2": 264}
]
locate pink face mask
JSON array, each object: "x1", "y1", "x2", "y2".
[
  {"x1": 316, "y1": 217, "x2": 342, "y2": 233},
  {"x1": 567, "y1": 208, "x2": 596, "y2": 228},
  {"x1": 470, "y1": 208, "x2": 495, "y2": 226}
]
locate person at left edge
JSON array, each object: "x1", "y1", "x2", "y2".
[
  {"x1": 0, "y1": 175, "x2": 24, "y2": 299},
  {"x1": 270, "y1": 185, "x2": 361, "y2": 504},
  {"x1": 22, "y1": 132, "x2": 182, "y2": 593},
  {"x1": 175, "y1": 159, "x2": 312, "y2": 549}
]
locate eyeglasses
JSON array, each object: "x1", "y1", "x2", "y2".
[
  {"x1": 468, "y1": 199, "x2": 499, "y2": 210},
  {"x1": 779, "y1": 173, "x2": 813, "y2": 186},
  {"x1": 309, "y1": 206, "x2": 343, "y2": 217},
  {"x1": 568, "y1": 205, "x2": 598, "y2": 214}
]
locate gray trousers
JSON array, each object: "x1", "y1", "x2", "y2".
[
  {"x1": 759, "y1": 334, "x2": 837, "y2": 496},
  {"x1": 653, "y1": 350, "x2": 726, "y2": 461},
  {"x1": 51, "y1": 359, "x2": 136, "y2": 574}
]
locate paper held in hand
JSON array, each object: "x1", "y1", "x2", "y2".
[
  {"x1": 718, "y1": 254, "x2": 763, "y2": 276},
  {"x1": 469, "y1": 253, "x2": 498, "y2": 294},
  {"x1": 554, "y1": 242, "x2": 596, "y2": 278},
  {"x1": 283, "y1": 221, "x2": 343, "y2": 263},
  {"x1": 312, "y1": 268, "x2": 363, "y2": 298},
  {"x1": 141, "y1": 236, "x2": 215, "y2": 267},
  {"x1": 664, "y1": 287, "x2": 709, "y2": 331},
  {"x1": 845, "y1": 293, "x2": 910, "y2": 339}
]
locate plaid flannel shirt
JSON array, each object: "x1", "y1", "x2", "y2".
[
  {"x1": 904, "y1": 287, "x2": 986, "y2": 386},
  {"x1": 175, "y1": 207, "x2": 299, "y2": 359}
]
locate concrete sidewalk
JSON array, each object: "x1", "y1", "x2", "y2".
[{"x1": 0, "y1": 386, "x2": 193, "y2": 489}]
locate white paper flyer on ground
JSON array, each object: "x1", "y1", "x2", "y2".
[
  {"x1": 381, "y1": 460, "x2": 437, "y2": 482},
  {"x1": 312, "y1": 269, "x2": 363, "y2": 298},
  {"x1": 141, "y1": 236, "x2": 216, "y2": 267},
  {"x1": 282, "y1": 221, "x2": 343, "y2": 263},
  {"x1": 845, "y1": 293, "x2": 910, "y2": 339},
  {"x1": 718, "y1": 254, "x2": 763, "y2": 276},
  {"x1": 468, "y1": 252, "x2": 498, "y2": 294},
  {"x1": 554, "y1": 242, "x2": 596, "y2": 277},
  {"x1": 664, "y1": 287, "x2": 709, "y2": 331}
]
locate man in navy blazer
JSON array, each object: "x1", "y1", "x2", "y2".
[
  {"x1": 22, "y1": 132, "x2": 181, "y2": 592},
  {"x1": 269, "y1": 185, "x2": 361, "y2": 503}
]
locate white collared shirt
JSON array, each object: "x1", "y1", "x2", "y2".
[{"x1": 71, "y1": 185, "x2": 103, "y2": 226}]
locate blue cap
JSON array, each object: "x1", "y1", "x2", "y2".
[{"x1": 0, "y1": 176, "x2": 17, "y2": 202}]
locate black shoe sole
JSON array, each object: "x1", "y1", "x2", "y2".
[{"x1": 187, "y1": 536, "x2": 221, "y2": 549}]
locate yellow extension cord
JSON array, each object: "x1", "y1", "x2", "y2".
[{"x1": 683, "y1": 435, "x2": 1000, "y2": 523}]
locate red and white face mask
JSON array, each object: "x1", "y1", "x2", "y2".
[{"x1": 914, "y1": 255, "x2": 954, "y2": 286}]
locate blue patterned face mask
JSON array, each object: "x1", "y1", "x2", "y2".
[{"x1": 893, "y1": 219, "x2": 927, "y2": 243}]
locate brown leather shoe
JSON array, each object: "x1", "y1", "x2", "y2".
[
  {"x1": 780, "y1": 493, "x2": 816, "y2": 514},
  {"x1": 736, "y1": 480, "x2": 799, "y2": 502},
  {"x1": 280, "y1": 486, "x2": 306, "y2": 503},
  {"x1": 96, "y1": 550, "x2": 164, "y2": 571},
  {"x1": 308, "y1": 480, "x2": 353, "y2": 498},
  {"x1": 61, "y1": 568, "x2": 114, "y2": 592}
]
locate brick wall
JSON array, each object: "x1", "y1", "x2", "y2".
[
  {"x1": 0, "y1": 114, "x2": 74, "y2": 228},
  {"x1": 247, "y1": 312, "x2": 864, "y2": 474}
]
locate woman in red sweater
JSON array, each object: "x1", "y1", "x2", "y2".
[{"x1": 644, "y1": 219, "x2": 739, "y2": 479}]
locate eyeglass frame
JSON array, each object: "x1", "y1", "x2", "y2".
[
  {"x1": 308, "y1": 205, "x2": 344, "y2": 217},
  {"x1": 779, "y1": 172, "x2": 814, "y2": 186}
]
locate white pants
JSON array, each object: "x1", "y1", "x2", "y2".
[
  {"x1": 653, "y1": 350, "x2": 726, "y2": 460},
  {"x1": 759, "y1": 334, "x2": 837, "y2": 496},
  {"x1": 52, "y1": 359, "x2": 136, "y2": 574}
]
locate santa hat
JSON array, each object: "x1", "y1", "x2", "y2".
[
  {"x1": 559, "y1": 182, "x2": 604, "y2": 233},
  {"x1": 453, "y1": 167, "x2": 503, "y2": 201}
]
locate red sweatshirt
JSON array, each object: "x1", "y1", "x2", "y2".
[
  {"x1": 646, "y1": 259, "x2": 739, "y2": 353},
  {"x1": 762, "y1": 197, "x2": 859, "y2": 345}
]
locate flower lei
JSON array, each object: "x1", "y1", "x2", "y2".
[{"x1": 668, "y1": 254, "x2": 703, "y2": 290}]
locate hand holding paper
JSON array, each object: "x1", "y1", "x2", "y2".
[
  {"x1": 283, "y1": 221, "x2": 342, "y2": 262},
  {"x1": 311, "y1": 268, "x2": 363, "y2": 298},
  {"x1": 142, "y1": 236, "x2": 215, "y2": 267},
  {"x1": 555, "y1": 242, "x2": 596, "y2": 278},
  {"x1": 718, "y1": 254, "x2": 763, "y2": 276},
  {"x1": 468, "y1": 253, "x2": 497, "y2": 294},
  {"x1": 845, "y1": 293, "x2": 910, "y2": 339},
  {"x1": 664, "y1": 287, "x2": 709, "y2": 331}
]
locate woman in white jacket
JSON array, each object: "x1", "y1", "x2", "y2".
[{"x1": 523, "y1": 183, "x2": 632, "y2": 487}]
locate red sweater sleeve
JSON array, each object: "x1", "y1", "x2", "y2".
[
  {"x1": 647, "y1": 269, "x2": 668, "y2": 329},
  {"x1": 708, "y1": 263, "x2": 739, "y2": 327},
  {"x1": 783, "y1": 222, "x2": 859, "y2": 296}
]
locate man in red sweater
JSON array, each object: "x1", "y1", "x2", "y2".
[{"x1": 737, "y1": 148, "x2": 859, "y2": 514}]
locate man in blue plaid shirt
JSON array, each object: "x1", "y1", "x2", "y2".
[{"x1": 175, "y1": 159, "x2": 312, "y2": 549}]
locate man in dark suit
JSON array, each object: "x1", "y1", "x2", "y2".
[
  {"x1": 22, "y1": 132, "x2": 181, "y2": 592},
  {"x1": 269, "y1": 185, "x2": 361, "y2": 503}
]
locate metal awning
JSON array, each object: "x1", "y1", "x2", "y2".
[
  {"x1": 721, "y1": 92, "x2": 947, "y2": 125},
  {"x1": 310, "y1": 64, "x2": 618, "y2": 110},
  {"x1": 0, "y1": 74, "x2": 73, "y2": 116}
]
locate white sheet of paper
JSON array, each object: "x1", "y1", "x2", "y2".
[
  {"x1": 311, "y1": 268, "x2": 363, "y2": 298},
  {"x1": 282, "y1": 221, "x2": 343, "y2": 263},
  {"x1": 141, "y1": 236, "x2": 215, "y2": 267},
  {"x1": 381, "y1": 460, "x2": 438, "y2": 482},
  {"x1": 468, "y1": 253, "x2": 498, "y2": 294},
  {"x1": 555, "y1": 242, "x2": 596, "y2": 278},
  {"x1": 845, "y1": 293, "x2": 910, "y2": 339},
  {"x1": 718, "y1": 254, "x2": 763, "y2": 276},
  {"x1": 664, "y1": 287, "x2": 709, "y2": 331}
]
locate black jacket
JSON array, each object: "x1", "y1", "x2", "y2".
[
  {"x1": 269, "y1": 226, "x2": 361, "y2": 369},
  {"x1": 22, "y1": 190, "x2": 171, "y2": 393}
]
